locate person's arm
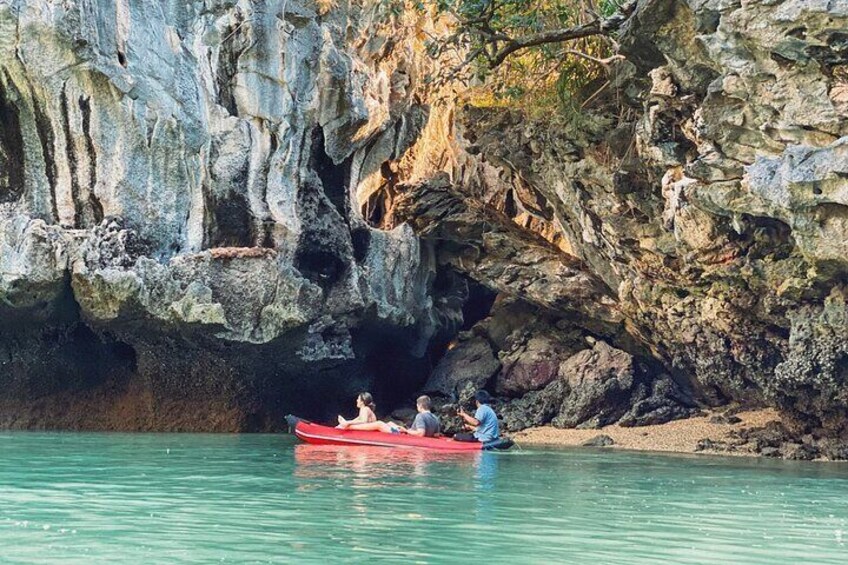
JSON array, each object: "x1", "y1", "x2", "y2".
[
  {"x1": 405, "y1": 415, "x2": 425, "y2": 436},
  {"x1": 345, "y1": 407, "x2": 372, "y2": 425},
  {"x1": 406, "y1": 426, "x2": 426, "y2": 437},
  {"x1": 458, "y1": 407, "x2": 480, "y2": 427}
]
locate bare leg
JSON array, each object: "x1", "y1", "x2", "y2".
[{"x1": 344, "y1": 421, "x2": 399, "y2": 433}]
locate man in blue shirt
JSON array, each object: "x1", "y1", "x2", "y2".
[{"x1": 456, "y1": 390, "x2": 500, "y2": 443}]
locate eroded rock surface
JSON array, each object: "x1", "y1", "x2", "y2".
[
  {"x1": 391, "y1": 0, "x2": 848, "y2": 443},
  {"x1": 2, "y1": 0, "x2": 848, "y2": 444},
  {"x1": 0, "y1": 0, "x2": 461, "y2": 429}
]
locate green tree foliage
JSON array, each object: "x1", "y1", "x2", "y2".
[{"x1": 423, "y1": 0, "x2": 635, "y2": 117}]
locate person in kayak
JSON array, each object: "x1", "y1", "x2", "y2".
[
  {"x1": 336, "y1": 395, "x2": 440, "y2": 436},
  {"x1": 405, "y1": 395, "x2": 441, "y2": 438},
  {"x1": 336, "y1": 392, "x2": 377, "y2": 429},
  {"x1": 455, "y1": 390, "x2": 500, "y2": 443}
]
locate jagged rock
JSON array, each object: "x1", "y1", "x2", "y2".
[
  {"x1": 554, "y1": 342, "x2": 639, "y2": 428},
  {"x1": 500, "y1": 382, "x2": 567, "y2": 432},
  {"x1": 732, "y1": 421, "x2": 793, "y2": 452},
  {"x1": 618, "y1": 375, "x2": 701, "y2": 426},
  {"x1": 495, "y1": 334, "x2": 568, "y2": 397},
  {"x1": 0, "y1": 0, "x2": 462, "y2": 430},
  {"x1": 499, "y1": 341, "x2": 696, "y2": 432},
  {"x1": 582, "y1": 434, "x2": 615, "y2": 447},
  {"x1": 394, "y1": 177, "x2": 623, "y2": 328},
  {"x1": 422, "y1": 334, "x2": 500, "y2": 397},
  {"x1": 483, "y1": 298, "x2": 585, "y2": 397},
  {"x1": 817, "y1": 438, "x2": 848, "y2": 461},
  {"x1": 695, "y1": 438, "x2": 728, "y2": 452},
  {"x1": 3, "y1": 0, "x2": 848, "y2": 442},
  {"x1": 781, "y1": 442, "x2": 819, "y2": 461},
  {"x1": 393, "y1": 0, "x2": 848, "y2": 441},
  {"x1": 709, "y1": 414, "x2": 743, "y2": 425},
  {"x1": 760, "y1": 447, "x2": 781, "y2": 458}
]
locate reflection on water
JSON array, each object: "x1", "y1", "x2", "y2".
[
  {"x1": 294, "y1": 444, "x2": 481, "y2": 480},
  {"x1": 1, "y1": 433, "x2": 848, "y2": 564}
]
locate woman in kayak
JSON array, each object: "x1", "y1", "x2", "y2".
[
  {"x1": 336, "y1": 392, "x2": 378, "y2": 428},
  {"x1": 336, "y1": 392, "x2": 404, "y2": 434}
]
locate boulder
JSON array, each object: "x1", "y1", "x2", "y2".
[
  {"x1": 709, "y1": 414, "x2": 743, "y2": 425},
  {"x1": 496, "y1": 334, "x2": 575, "y2": 397},
  {"x1": 553, "y1": 341, "x2": 639, "y2": 428},
  {"x1": 500, "y1": 381, "x2": 567, "y2": 432},
  {"x1": 582, "y1": 434, "x2": 615, "y2": 447},
  {"x1": 422, "y1": 335, "x2": 500, "y2": 397}
]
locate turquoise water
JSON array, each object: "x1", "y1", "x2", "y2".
[{"x1": 1, "y1": 433, "x2": 847, "y2": 564}]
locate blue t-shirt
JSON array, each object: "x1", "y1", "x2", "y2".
[{"x1": 474, "y1": 404, "x2": 499, "y2": 442}]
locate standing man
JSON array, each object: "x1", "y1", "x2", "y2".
[
  {"x1": 405, "y1": 395, "x2": 441, "y2": 437},
  {"x1": 455, "y1": 390, "x2": 500, "y2": 443}
]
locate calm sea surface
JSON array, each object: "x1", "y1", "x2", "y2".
[{"x1": 1, "y1": 432, "x2": 846, "y2": 564}]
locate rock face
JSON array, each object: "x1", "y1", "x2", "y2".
[
  {"x1": 0, "y1": 0, "x2": 462, "y2": 430},
  {"x1": 2, "y1": 0, "x2": 848, "y2": 440},
  {"x1": 391, "y1": 0, "x2": 848, "y2": 439}
]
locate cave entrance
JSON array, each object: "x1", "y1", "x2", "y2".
[
  {"x1": 0, "y1": 74, "x2": 25, "y2": 203},
  {"x1": 309, "y1": 127, "x2": 351, "y2": 222}
]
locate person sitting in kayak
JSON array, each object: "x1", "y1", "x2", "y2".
[
  {"x1": 336, "y1": 392, "x2": 404, "y2": 434},
  {"x1": 455, "y1": 390, "x2": 500, "y2": 443},
  {"x1": 336, "y1": 392, "x2": 378, "y2": 429},
  {"x1": 336, "y1": 394, "x2": 440, "y2": 436},
  {"x1": 405, "y1": 395, "x2": 440, "y2": 438}
]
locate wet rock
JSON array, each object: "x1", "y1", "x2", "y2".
[
  {"x1": 695, "y1": 438, "x2": 728, "y2": 452},
  {"x1": 817, "y1": 438, "x2": 848, "y2": 461},
  {"x1": 582, "y1": 434, "x2": 615, "y2": 447},
  {"x1": 760, "y1": 447, "x2": 781, "y2": 458},
  {"x1": 709, "y1": 414, "x2": 743, "y2": 425},
  {"x1": 781, "y1": 442, "x2": 819, "y2": 461}
]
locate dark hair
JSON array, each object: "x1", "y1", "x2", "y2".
[
  {"x1": 358, "y1": 392, "x2": 375, "y2": 409},
  {"x1": 474, "y1": 390, "x2": 491, "y2": 404},
  {"x1": 416, "y1": 395, "x2": 432, "y2": 410}
]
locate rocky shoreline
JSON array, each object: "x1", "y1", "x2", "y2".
[{"x1": 515, "y1": 408, "x2": 848, "y2": 461}]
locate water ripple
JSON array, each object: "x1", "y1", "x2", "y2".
[{"x1": 1, "y1": 433, "x2": 848, "y2": 563}]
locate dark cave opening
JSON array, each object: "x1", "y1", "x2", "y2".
[
  {"x1": 0, "y1": 74, "x2": 26, "y2": 203},
  {"x1": 350, "y1": 226, "x2": 371, "y2": 262},
  {"x1": 309, "y1": 127, "x2": 352, "y2": 222},
  {"x1": 293, "y1": 244, "x2": 346, "y2": 289},
  {"x1": 209, "y1": 191, "x2": 256, "y2": 248},
  {"x1": 460, "y1": 278, "x2": 498, "y2": 331}
]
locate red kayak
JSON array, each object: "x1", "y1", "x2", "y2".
[{"x1": 286, "y1": 415, "x2": 513, "y2": 451}]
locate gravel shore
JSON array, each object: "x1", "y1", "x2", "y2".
[{"x1": 514, "y1": 408, "x2": 781, "y2": 456}]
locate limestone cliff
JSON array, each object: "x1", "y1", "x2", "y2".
[
  {"x1": 1, "y1": 0, "x2": 847, "y2": 447},
  {"x1": 0, "y1": 0, "x2": 463, "y2": 429},
  {"x1": 394, "y1": 0, "x2": 848, "y2": 446}
]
